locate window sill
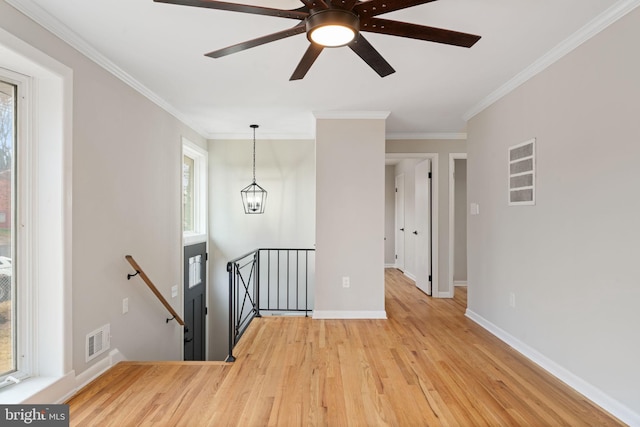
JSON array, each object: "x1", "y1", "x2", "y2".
[
  {"x1": 183, "y1": 233, "x2": 207, "y2": 246},
  {"x1": 0, "y1": 373, "x2": 75, "y2": 404}
]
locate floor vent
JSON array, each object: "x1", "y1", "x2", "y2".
[{"x1": 86, "y1": 324, "x2": 110, "y2": 362}]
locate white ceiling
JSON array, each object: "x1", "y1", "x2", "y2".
[{"x1": 8, "y1": 0, "x2": 630, "y2": 139}]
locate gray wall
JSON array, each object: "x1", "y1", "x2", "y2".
[
  {"x1": 315, "y1": 117, "x2": 386, "y2": 316},
  {"x1": 453, "y1": 159, "x2": 467, "y2": 282},
  {"x1": 384, "y1": 165, "x2": 396, "y2": 266},
  {"x1": 0, "y1": 1, "x2": 206, "y2": 377},
  {"x1": 386, "y1": 139, "x2": 466, "y2": 296},
  {"x1": 467, "y1": 7, "x2": 640, "y2": 417},
  {"x1": 208, "y1": 138, "x2": 315, "y2": 360}
]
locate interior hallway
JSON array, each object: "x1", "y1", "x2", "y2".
[{"x1": 66, "y1": 269, "x2": 622, "y2": 426}]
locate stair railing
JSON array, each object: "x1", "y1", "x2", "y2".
[
  {"x1": 226, "y1": 248, "x2": 315, "y2": 362},
  {"x1": 125, "y1": 255, "x2": 185, "y2": 326}
]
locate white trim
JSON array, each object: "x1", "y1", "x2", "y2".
[
  {"x1": 448, "y1": 153, "x2": 467, "y2": 298},
  {"x1": 182, "y1": 138, "x2": 208, "y2": 239},
  {"x1": 403, "y1": 271, "x2": 416, "y2": 282},
  {"x1": 453, "y1": 280, "x2": 467, "y2": 287},
  {"x1": 1, "y1": 373, "x2": 75, "y2": 404},
  {"x1": 465, "y1": 309, "x2": 640, "y2": 427},
  {"x1": 313, "y1": 311, "x2": 387, "y2": 319},
  {"x1": 384, "y1": 263, "x2": 396, "y2": 268},
  {"x1": 6, "y1": 0, "x2": 209, "y2": 139},
  {"x1": 73, "y1": 349, "x2": 126, "y2": 395},
  {"x1": 0, "y1": 27, "x2": 74, "y2": 398},
  {"x1": 209, "y1": 132, "x2": 315, "y2": 140},
  {"x1": 386, "y1": 133, "x2": 467, "y2": 141},
  {"x1": 386, "y1": 153, "x2": 439, "y2": 298},
  {"x1": 313, "y1": 111, "x2": 390, "y2": 120},
  {"x1": 463, "y1": 0, "x2": 640, "y2": 122}
]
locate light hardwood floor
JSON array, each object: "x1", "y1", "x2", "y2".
[{"x1": 67, "y1": 269, "x2": 623, "y2": 426}]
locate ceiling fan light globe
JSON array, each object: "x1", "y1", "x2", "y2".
[
  {"x1": 306, "y1": 9, "x2": 359, "y2": 48},
  {"x1": 310, "y1": 25, "x2": 355, "y2": 47}
]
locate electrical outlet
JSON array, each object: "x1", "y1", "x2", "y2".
[
  {"x1": 342, "y1": 276, "x2": 350, "y2": 288},
  {"x1": 122, "y1": 297, "x2": 129, "y2": 314},
  {"x1": 171, "y1": 285, "x2": 178, "y2": 298},
  {"x1": 509, "y1": 292, "x2": 516, "y2": 308}
]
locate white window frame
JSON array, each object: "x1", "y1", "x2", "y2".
[
  {"x1": 0, "y1": 68, "x2": 31, "y2": 387},
  {"x1": 182, "y1": 138, "x2": 208, "y2": 245},
  {"x1": 0, "y1": 28, "x2": 73, "y2": 403}
]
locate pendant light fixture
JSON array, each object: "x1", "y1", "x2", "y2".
[{"x1": 241, "y1": 124, "x2": 267, "y2": 214}]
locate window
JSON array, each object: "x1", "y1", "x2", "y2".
[
  {"x1": 0, "y1": 79, "x2": 16, "y2": 382},
  {"x1": 0, "y1": 32, "x2": 71, "y2": 401},
  {"x1": 182, "y1": 138, "x2": 207, "y2": 244}
]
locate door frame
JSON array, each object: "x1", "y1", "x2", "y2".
[
  {"x1": 181, "y1": 138, "x2": 209, "y2": 360},
  {"x1": 386, "y1": 153, "x2": 439, "y2": 297},
  {"x1": 448, "y1": 153, "x2": 466, "y2": 298},
  {"x1": 394, "y1": 173, "x2": 405, "y2": 272}
]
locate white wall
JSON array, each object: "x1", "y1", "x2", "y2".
[
  {"x1": 453, "y1": 159, "x2": 467, "y2": 282},
  {"x1": 0, "y1": 1, "x2": 206, "y2": 389},
  {"x1": 314, "y1": 116, "x2": 386, "y2": 318},
  {"x1": 208, "y1": 138, "x2": 315, "y2": 360},
  {"x1": 467, "y1": 7, "x2": 640, "y2": 422},
  {"x1": 384, "y1": 165, "x2": 396, "y2": 266},
  {"x1": 386, "y1": 139, "x2": 466, "y2": 296}
]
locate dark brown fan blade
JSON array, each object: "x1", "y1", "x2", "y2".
[
  {"x1": 348, "y1": 34, "x2": 395, "y2": 77},
  {"x1": 299, "y1": 0, "x2": 329, "y2": 10},
  {"x1": 332, "y1": 0, "x2": 358, "y2": 10},
  {"x1": 354, "y1": 0, "x2": 438, "y2": 18},
  {"x1": 290, "y1": 43, "x2": 324, "y2": 80},
  {"x1": 153, "y1": 0, "x2": 308, "y2": 20},
  {"x1": 206, "y1": 23, "x2": 306, "y2": 58},
  {"x1": 362, "y1": 18, "x2": 480, "y2": 47}
]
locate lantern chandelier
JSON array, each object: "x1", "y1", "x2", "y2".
[{"x1": 240, "y1": 124, "x2": 267, "y2": 214}]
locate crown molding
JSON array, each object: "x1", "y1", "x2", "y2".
[
  {"x1": 6, "y1": 0, "x2": 209, "y2": 139},
  {"x1": 208, "y1": 132, "x2": 315, "y2": 141},
  {"x1": 386, "y1": 132, "x2": 467, "y2": 140},
  {"x1": 313, "y1": 111, "x2": 390, "y2": 120},
  {"x1": 463, "y1": 0, "x2": 640, "y2": 122}
]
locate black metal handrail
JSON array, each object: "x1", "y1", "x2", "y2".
[{"x1": 226, "y1": 248, "x2": 315, "y2": 362}]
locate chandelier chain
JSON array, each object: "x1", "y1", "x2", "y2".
[{"x1": 252, "y1": 125, "x2": 256, "y2": 183}]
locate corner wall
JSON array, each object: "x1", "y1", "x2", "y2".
[
  {"x1": 466, "y1": 7, "x2": 640, "y2": 421},
  {"x1": 314, "y1": 116, "x2": 386, "y2": 318}
]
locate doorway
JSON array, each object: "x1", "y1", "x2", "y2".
[
  {"x1": 448, "y1": 154, "x2": 467, "y2": 300},
  {"x1": 184, "y1": 242, "x2": 207, "y2": 360},
  {"x1": 386, "y1": 153, "x2": 439, "y2": 296}
]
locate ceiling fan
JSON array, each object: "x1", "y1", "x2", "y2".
[{"x1": 154, "y1": 0, "x2": 481, "y2": 80}]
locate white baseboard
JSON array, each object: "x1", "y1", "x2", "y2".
[
  {"x1": 453, "y1": 280, "x2": 467, "y2": 286},
  {"x1": 313, "y1": 310, "x2": 387, "y2": 320},
  {"x1": 74, "y1": 349, "x2": 126, "y2": 393},
  {"x1": 465, "y1": 309, "x2": 640, "y2": 427},
  {"x1": 384, "y1": 263, "x2": 396, "y2": 268},
  {"x1": 437, "y1": 291, "x2": 454, "y2": 298},
  {"x1": 403, "y1": 271, "x2": 416, "y2": 281}
]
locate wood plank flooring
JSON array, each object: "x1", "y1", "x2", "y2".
[{"x1": 67, "y1": 269, "x2": 623, "y2": 426}]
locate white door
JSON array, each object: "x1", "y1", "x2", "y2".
[
  {"x1": 395, "y1": 174, "x2": 405, "y2": 271},
  {"x1": 415, "y1": 159, "x2": 432, "y2": 295}
]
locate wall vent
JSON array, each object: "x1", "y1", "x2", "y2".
[
  {"x1": 86, "y1": 324, "x2": 110, "y2": 362},
  {"x1": 508, "y1": 138, "x2": 536, "y2": 206}
]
